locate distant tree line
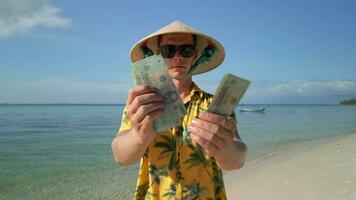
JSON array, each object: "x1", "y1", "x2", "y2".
[{"x1": 340, "y1": 98, "x2": 356, "y2": 105}]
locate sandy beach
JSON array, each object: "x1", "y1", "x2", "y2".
[{"x1": 224, "y1": 132, "x2": 356, "y2": 200}]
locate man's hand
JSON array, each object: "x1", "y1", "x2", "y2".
[
  {"x1": 126, "y1": 85, "x2": 164, "y2": 144},
  {"x1": 188, "y1": 111, "x2": 246, "y2": 170},
  {"x1": 112, "y1": 85, "x2": 164, "y2": 166},
  {"x1": 189, "y1": 111, "x2": 237, "y2": 158}
]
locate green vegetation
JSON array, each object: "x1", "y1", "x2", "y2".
[{"x1": 340, "y1": 98, "x2": 356, "y2": 105}]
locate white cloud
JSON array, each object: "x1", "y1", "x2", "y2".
[
  {"x1": 293, "y1": 80, "x2": 356, "y2": 95},
  {"x1": 0, "y1": 0, "x2": 71, "y2": 38},
  {"x1": 274, "y1": 80, "x2": 353, "y2": 95},
  {"x1": 244, "y1": 80, "x2": 356, "y2": 103}
]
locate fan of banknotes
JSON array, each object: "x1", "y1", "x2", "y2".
[{"x1": 131, "y1": 55, "x2": 187, "y2": 132}]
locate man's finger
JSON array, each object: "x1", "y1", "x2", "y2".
[
  {"x1": 141, "y1": 109, "x2": 164, "y2": 125},
  {"x1": 198, "y1": 111, "x2": 237, "y2": 132},
  {"x1": 190, "y1": 133, "x2": 219, "y2": 155},
  {"x1": 190, "y1": 118, "x2": 233, "y2": 141},
  {"x1": 129, "y1": 93, "x2": 163, "y2": 114},
  {"x1": 130, "y1": 103, "x2": 164, "y2": 125},
  {"x1": 127, "y1": 85, "x2": 157, "y2": 105},
  {"x1": 189, "y1": 124, "x2": 226, "y2": 149}
]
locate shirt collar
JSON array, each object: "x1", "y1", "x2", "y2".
[{"x1": 183, "y1": 82, "x2": 204, "y2": 104}]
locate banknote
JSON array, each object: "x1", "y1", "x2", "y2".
[
  {"x1": 207, "y1": 73, "x2": 251, "y2": 116},
  {"x1": 131, "y1": 55, "x2": 187, "y2": 133}
]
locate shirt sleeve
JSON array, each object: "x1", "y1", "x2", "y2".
[{"x1": 118, "y1": 106, "x2": 133, "y2": 135}]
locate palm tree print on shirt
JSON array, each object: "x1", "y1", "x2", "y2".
[
  {"x1": 134, "y1": 181, "x2": 149, "y2": 200},
  {"x1": 149, "y1": 165, "x2": 168, "y2": 186},
  {"x1": 184, "y1": 143, "x2": 212, "y2": 178},
  {"x1": 163, "y1": 183, "x2": 176, "y2": 200},
  {"x1": 182, "y1": 180, "x2": 208, "y2": 200},
  {"x1": 154, "y1": 135, "x2": 177, "y2": 170}
]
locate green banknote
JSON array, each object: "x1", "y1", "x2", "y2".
[
  {"x1": 207, "y1": 73, "x2": 251, "y2": 117},
  {"x1": 131, "y1": 55, "x2": 187, "y2": 133}
]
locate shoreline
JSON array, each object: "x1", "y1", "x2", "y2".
[
  {"x1": 247, "y1": 130, "x2": 354, "y2": 166},
  {"x1": 224, "y1": 131, "x2": 356, "y2": 199}
]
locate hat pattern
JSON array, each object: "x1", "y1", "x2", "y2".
[
  {"x1": 188, "y1": 45, "x2": 217, "y2": 75},
  {"x1": 140, "y1": 45, "x2": 154, "y2": 58}
]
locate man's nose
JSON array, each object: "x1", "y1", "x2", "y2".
[{"x1": 172, "y1": 50, "x2": 184, "y2": 60}]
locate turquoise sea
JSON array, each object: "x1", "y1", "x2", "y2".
[{"x1": 1, "y1": 104, "x2": 356, "y2": 199}]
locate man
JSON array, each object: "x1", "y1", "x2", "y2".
[{"x1": 112, "y1": 21, "x2": 247, "y2": 200}]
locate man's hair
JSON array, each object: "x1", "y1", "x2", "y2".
[{"x1": 157, "y1": 34, "x2": 197, "y2": 47}]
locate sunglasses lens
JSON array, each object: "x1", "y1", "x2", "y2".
[
  {"x1": 160, "y1": 45, "x2": 176, "y2": 58},
  {"x1": 180, "y1": 45, "x2": 196, "y2": 57},
  {"x1": 160, "y1": 45, "x2": 196, "y2": 58}
]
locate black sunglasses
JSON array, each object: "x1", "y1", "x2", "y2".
[{"x1": 159, "y1": 45, "x2": 196, "y2": 58}]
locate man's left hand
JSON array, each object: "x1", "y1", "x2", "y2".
[{"x1": 188, "y1": 111, "x2": 239, "y2": 159}]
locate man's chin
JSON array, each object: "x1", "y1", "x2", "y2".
[{"x1": 170, "y1": 72, "x2": 190, "y2": 80}]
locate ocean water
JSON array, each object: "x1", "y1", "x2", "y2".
[
  {"x1": 1, "y1": 104, "x2": 356, "y2": 199},
  {"x1": 237, "y1": 105, "x2": 356, "y2": 161}
]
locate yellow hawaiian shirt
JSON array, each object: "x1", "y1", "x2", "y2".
[{"x1": 118, "y1": 82, "x2": 236, "y2": 200}]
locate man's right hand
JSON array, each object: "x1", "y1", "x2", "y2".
[{"x1": 126, "y1": 85, "x2": 164, "y2": 144}]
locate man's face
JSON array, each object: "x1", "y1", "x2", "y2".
[{"x1": 159, "y1": 33, "x2": 197, "y2": 80}]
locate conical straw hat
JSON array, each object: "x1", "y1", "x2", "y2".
[{"x1": 130, "y1": 20, "x2": 225, "y2": 75}]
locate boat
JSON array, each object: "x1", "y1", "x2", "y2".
[{"x1": 239, "y1": 107, "x2": 266, "y2": 112}]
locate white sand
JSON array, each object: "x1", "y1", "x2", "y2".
[{"x1": 224, "y1": 133, "x2": 356, "y2": 200}]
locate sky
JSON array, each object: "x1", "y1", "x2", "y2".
[{"x1": 0, "y1": 0, "x2": 356, "y2": 104}]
